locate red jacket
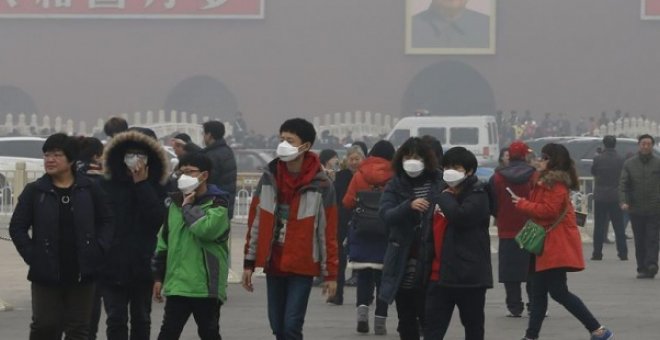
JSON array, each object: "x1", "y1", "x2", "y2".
[
  {"x1": 491, "y1": 161, "x2": 536, "y2": 238},
  {"x1": 515, "y1": 170, "x2": 585, "y2": 273},
  {"x1": 342, "y1": 157, "x2": 393, "y2": 209},
  {"x1": 243, "y1": 158, "x2": 339, "y2": 280}
]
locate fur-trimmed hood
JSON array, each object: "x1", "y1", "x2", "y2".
[
  {"x1": 538, "y1": 170, "x2": 573, "y2": 188},
  {"x1": 103, "y1": 130, "x2": 170, "y2": 185}
]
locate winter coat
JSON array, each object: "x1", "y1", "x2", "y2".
[
  {"x1": 421, "y1": 176, "x2": 493, "y2": 289},
  {"x1": 201, "y1": 139, "x2": 237, "y2": 218},
  {"x1": 515, "y1": 170, "x2": 585, "y2": 272},
  {"x1": 619, "y1": 153, "x2": 660, "y2": 215},
  {"x1": 490, "y1": 160, "x2": 536, "y2": 238},
  {"x1": 342, "y1": 157, "x2": 393, "y2": 268},
  {"x1": 378, "y1": 171, "x2": 443, "y2": 304},
  {"x1": 591, "y1": 148, "x2": 624, "y2": 203},
  {"x1": 152, "y1": 185, "x2": 230, "y2": 301},
  {"x1": 334, "y1": 169, "x2": 353, "y2": 243},
  {"x1": 243, "y1": 158, "x2": 339, "y2": 280},
  {"x1": 99, "y1": 131, "x2": 169, "y2": 285},
  {"x1": 9, "y1": 174, "x2": 113, "y2": 285}
]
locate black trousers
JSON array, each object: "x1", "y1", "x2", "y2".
[
  {"x1": 30, "y1": 282, "x2": 95, "y2": 340},
  {"x1": 525, "y1": 269, "x2": 600, "y2": 339},
  {"x1": 504, "y1": 281, "x2": 532, "y2": 315},
  {"x1": 157, "y1": 296, "x2": 222, "y2": 340},
  {"x1": 629, "y1": 214, "x2": 660, "y2": 274},
  {"x1": 423, "y1": 283, "x2": 486, "y2": 340},
  {"x1": 88, "y1": 287, "x2": 103, "y2": 340},
  {"x1": 394, "y1": 288, "x2": 425, "y2": 340},
  {"x1": 102, "y1": 281, "x2": 152, "y2": 340},
  {"x1": 593, "y1": 200, "x2": 628, "y2": 258}
]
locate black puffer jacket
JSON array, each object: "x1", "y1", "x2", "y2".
[
  {"x1": 99, "y1": 131, "x2": 169, "y2": 285},
  {"x1": 202, "y1": 139, "x2": 237, "y2": 218},
  {"x1": 421, "y1": 176, "x2": 493, "y2": 289},
  {"x1": 9, "y1": 174, "x2": 113, "y2": 285}
]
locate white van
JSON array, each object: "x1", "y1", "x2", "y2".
[{"x1": 386, "y1": 116, "x2": 499, "y2": 163}]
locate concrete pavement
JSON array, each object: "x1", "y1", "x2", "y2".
[{"x1": 0, "y1": 223, "x2": 657, "y2": 339}]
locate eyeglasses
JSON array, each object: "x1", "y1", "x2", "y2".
[{"x1": 540, "y1": 155, "x2": 550, "y2": 161}]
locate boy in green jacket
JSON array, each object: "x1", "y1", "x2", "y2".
[{"x1": 152, "y1": 152, "x2": 230, "y2": 340}]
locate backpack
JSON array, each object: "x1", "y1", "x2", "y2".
[{"x1": 351, "y1": 186, "x2": 387, "y2": 238}]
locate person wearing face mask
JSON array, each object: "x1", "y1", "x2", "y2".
[
  {"x1": 420, "y1": 146, "x2": 493, "y2": 340},
  {"x1": 98, "y1": 129, "x2": 169, "y2": 340},
  {"x1": 378, "y1": 137, "x2": 442, "y2": 340},
  {"x1": 328, "y1": 145, "x2": 366, "y2": 306},
  {"x1": 342, "y1": 140, "x2": 395, "y2": 335},
  {"x1": 152, "y1": 152, "x2": 230, "y2": 340},
  {"x1": 241, "y1": 118, "x2": 338, "y2": 340}
]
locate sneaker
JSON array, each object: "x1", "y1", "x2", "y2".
[
  {"x1": 374, "y1": 316, "x2": 387, "y2": 335},
  {"x1": 637, "y1": 271, "x2": 655, "y2": 279},
  {"x1": 326, "y1": 296, "x2": 343, "y2": 305},
  {"x1": 591, "y1": 327, "x2": 614, "y2": 340},
  {"x1": 618, "y1": 254, "x2": 628, "y2": 261},
  {"x1": 357, "y1": 305, "x2": 369, "y2": 333},
  {"x1": 591, "y1": 255, "x2": 603, "y2": 261},
  {"x1": 506, "y1": 311, "x2": 523, "y2": 318},
  {"x1": 648, "y1": 264, "x2": 659, "y2": 276}
]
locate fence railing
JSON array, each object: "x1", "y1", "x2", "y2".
[{"x1": 591, "y1": 118, "x2": 660, "y2": 138}]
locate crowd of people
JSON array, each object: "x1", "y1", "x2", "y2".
[
  {"x1": 496, "y1": 109, "x2": 650, "y2": 146},
  {"x1": 12, "y1": 114, "x2": 650, "y2": 340}
]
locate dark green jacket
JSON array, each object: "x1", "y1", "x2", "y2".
[
  {"x1": 619, "y1": 153, "x2": 660, "y2": 215},
  {"x1": 152, "y1": 185, "x2": 230, "y2": 301}
]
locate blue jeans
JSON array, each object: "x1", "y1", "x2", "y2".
[{"x1": 266, "y1": 275, "x2": 313, "y2": 340}]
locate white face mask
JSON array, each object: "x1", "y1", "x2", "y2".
[
  {"x1": 276, "y1": 141, "x2": 304, "y2": 162},
  {"x1": 177, "y1": 174, "x2": 201, "y2": 194},
  {"x1": 443, "y1": 169, "x2": 466, "y2": 188},
  {"x1": 403, "y1": 159, "x2": 425, "y2": 178},
  {"x1": 124, "y1": 153, "x2": 148, "y2": 171}
]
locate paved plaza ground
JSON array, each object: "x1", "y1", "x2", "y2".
[{"x1": 0, "y1": 223, "x2": 657, "y2": 339}]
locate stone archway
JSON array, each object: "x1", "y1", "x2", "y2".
[
  {"x1": 164, "y1": 75, "x2": 239, "y2": 122},
  {"x1": 0, "y1": 85, "x2": 38, "y2": 115},
  {"x1": 402, "y1": 60, "x2": 495, "y2": 117}
]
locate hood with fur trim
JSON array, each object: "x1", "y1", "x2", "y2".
[
  {"x1": 103, "y1": 130, "x2": 170, "y2": 185},
  {"x1": 538, "y1": 170, "x2": 573, "y2": 189}
]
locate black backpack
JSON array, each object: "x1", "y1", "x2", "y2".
[{"x1": 351, "y1": 186, "x2": 387, "y2": 237}]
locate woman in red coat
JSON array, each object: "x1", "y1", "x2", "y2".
[{"x1": 512, "y1": 143, "x2": 614, "y2": 340}]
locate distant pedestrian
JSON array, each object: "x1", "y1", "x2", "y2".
[
  {"x1": 9, "y1": 133, "x2": 113, "y2": 340},
  {"x1": 343, "y1": 140, "x2": 395, "y2": 335},
  {"x1": 513, "y1": 143, "x2": 614, "y2": 340},
  {"x1": 103, "y1": 116, "x2": 129, "y2": 139},
  {"x1": 201, "y1": 121, "x2": 237, "y2": 219},
  {"x1": 241, "y1": 118, "x2": 338, "y2": 340},
  {"x1": 490, "y1": 141, "x2": 536, "y2": 317},
  {"x1": 591, "y1": 135, "x2": 627, "y2": 261},
  {"x1": 619, "y1": 134, "x2": 660, "y2": 279},
  {"x1": 328, "y1": 145, "x2": 365, "y2": 306}
]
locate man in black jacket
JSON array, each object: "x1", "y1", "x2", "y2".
[
  {"x1": 10, "y1": 133, "x2": 113, "y2": 339},
  {"x1": 99, "y1": 129, "x2": 169, "y2": 340},
  {"x1": 591, "y1": 135, "x2": 628, "y2": 261},
  {"x1": 201, "y1": 120, "x2": 237, "y2": 218}
]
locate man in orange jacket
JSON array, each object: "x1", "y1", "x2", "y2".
[{"x1": 241, "y1": 118, "x2": 338, "y2": 340}]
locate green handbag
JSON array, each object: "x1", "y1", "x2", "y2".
[{"x1": 515, "y1": 204, "x2": 568, "y2": 255}]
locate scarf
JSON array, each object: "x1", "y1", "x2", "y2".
[{"x1": 276, "y1": 152, "x2": 322, "y2": 204}]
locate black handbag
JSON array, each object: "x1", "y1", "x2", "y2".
[{"x1": 351, "y1": 188, "x2": 387, "y2": 237}]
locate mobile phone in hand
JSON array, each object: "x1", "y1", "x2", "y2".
[{"x1": 505, "y1": 187, "x2": 516, "y2": 197}]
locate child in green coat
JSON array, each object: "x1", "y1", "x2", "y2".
[{"x1": 152, "y1": 152, "x2": 230, "y2": 340}]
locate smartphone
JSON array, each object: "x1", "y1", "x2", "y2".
[{"x1": 505, "y1": 187, "x2": 516, "y2": 197}]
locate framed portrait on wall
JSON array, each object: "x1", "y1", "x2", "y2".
[
  {"x1": 405, "y1": 0, "x2": 496, "y2": 55},
  {"x1": 642, "y1": 0, "x2": 660, "y2": 19}
]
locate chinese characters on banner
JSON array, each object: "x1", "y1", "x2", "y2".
[{"x1": 0, "y1": 0, "x2": 263, "y2": 18}]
